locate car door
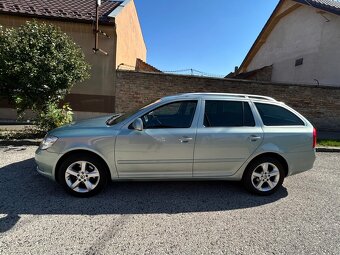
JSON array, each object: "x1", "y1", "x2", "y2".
[
  {"x1": 115, "y1": 100, "x2": 200, "y2": 178},
  {"x1": 193, "y1": 99, "x2": 263, "y2": 177}
]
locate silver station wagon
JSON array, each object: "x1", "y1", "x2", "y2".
[{"x1": 35, "y1": 93, "x2": 316, "y2": 197}]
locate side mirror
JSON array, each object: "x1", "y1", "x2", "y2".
[{"x1": 132, "y1": 118, "x2": 143, "y2": 131}]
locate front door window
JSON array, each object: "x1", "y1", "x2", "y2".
[{"x1": 141, "y1": 101, "x2": 197, "y2": 129}]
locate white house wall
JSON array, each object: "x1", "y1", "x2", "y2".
[{"x1": 247, "y1": 5, "x2": 340, "y2": 86}]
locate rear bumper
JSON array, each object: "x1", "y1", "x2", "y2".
[{"x1": 285, "y1": 149, "x2": 316, "y2": 176}]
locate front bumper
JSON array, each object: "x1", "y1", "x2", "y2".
[{"x1": 35, "y1": 147, "x2": 60, "y2": 181}]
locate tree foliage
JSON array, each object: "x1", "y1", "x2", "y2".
[{"x1": 0, "y1": 21, "x2": 90, "y2": 115}]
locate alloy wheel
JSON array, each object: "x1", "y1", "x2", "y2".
[
  {"x1": 65, "y1": 161, "x2": 100, "y2": 193},
  {"x1": 251, "y1": 162, "x2": 280, "y2": 192}
]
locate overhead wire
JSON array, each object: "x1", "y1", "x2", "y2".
[{"x1": 117, "y1": 64, "x2": 225, "y2": 78}]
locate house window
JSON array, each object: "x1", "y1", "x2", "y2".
[{"x1": 295, "y1": 58, "x2": 303, "y2": 66}]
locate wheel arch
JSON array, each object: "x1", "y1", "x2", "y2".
[
  {"x1": 244, "y1": 152, "x2": 289, "y2": 178},
  {"x1": 55, "y1": 149, "x2": 112, "y2": 183}
]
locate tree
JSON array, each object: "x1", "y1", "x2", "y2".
[{"x1": 0, "y1": 21, "x2": 90, "y2": 119}]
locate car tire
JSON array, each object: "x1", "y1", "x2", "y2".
[
  {"x1": 57, "y1": 153, "x2": 108, "y2": 197},
  {"x1": 242, "y1": 156, "x2": 285, "y2": 195}
]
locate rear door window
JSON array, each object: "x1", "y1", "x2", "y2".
[
  {"x1": 255, "y1": 103, "x2": 304, "y2": 126},
  {"x1": 204, "y1": 101, "x2": 255, "y2": 127}
]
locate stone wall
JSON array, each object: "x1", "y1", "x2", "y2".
[{"x1": 115, "y1": 70, "x2": 340, "y2": 131}]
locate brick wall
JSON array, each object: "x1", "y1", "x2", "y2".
[{"x1": 115, "y1": 70, "x2": 340, "y2": 131}]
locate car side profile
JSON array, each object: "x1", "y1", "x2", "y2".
[{"x1": 35, "y1": 93, "x2": 316, "y2": 197}]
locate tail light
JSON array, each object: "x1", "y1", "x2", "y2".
[{"x1": 313, "y1": 128, "x2": 317, "y2": 148}]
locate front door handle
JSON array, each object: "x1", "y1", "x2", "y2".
[
  {"x1": 179, "y1": 137, "x2": 193, "y2": 143},
  {"x1": 249, "y1": 135, "x2": 262, "y2": 142}
]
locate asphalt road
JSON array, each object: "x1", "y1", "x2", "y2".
[{"x1": 0, "y1": 146, "x2": 339, "y2": 255}]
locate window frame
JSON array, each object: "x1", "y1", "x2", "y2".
[{"x1": 201, "y1": 99, "x2": 257, "y2": 128}]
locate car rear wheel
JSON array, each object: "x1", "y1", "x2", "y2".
[
  {"x1": 242, "y1": 157, "x2": 285, "y2": 195},
  {"x1": 58, "y1": 154, "x2": 108, "y2": 197}
]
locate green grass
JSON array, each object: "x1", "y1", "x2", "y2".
[{"x1": 317, "y1": 139, "x2": 340, "y2": 147}]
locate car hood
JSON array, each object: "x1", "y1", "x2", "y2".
[
  {"x1": 47, "y1": 115, "x2": 121, "y2": 138},
  {"x1": 67, "y1": 115, "x2": 112, "y2": 128}
]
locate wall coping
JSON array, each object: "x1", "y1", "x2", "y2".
[
  {"x1": 108, "y1": 0, "x2": 132, "y2": 18},
  {"x1": 116, "y1": 70, "x2": 340, "y2": 90}
]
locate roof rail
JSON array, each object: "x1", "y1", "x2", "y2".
[
  {"x1": 179, "y1": 93, "x2": 277, "y2": 101},
  {"x1": 247, "y1": 95, "x2": 276, "y2": 101}
]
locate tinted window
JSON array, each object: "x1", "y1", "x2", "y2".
[
  {"x1": 107, "y1": 98, "x2": 161, "y2": 125},
  {"x1": 142, "y1": 101, "x2": 197, "y2": 129},
  {"x1": 204, "y1": 101, "x2": 255, "y2": 127},
  {"x1": 255, "y1": 103, "x2": 304, "y2": 126}
]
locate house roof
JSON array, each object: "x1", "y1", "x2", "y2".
[
  {"x1": 135, "y1": 58, "x2": 162, "y2": 73},
  {"x1": 226, "y1": 65, "x2": 272, "y2": 80},
  {"x1": 294, "y1": 0, "x2": 340, "y2": 15},
  {"x1": 237, "y1": 0, "x2": 340, "y2": 74},
  {"x1": 0, "y1": 0, "x2": 123, "y2": 24}
]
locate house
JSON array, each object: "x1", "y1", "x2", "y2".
[
  {"x1": 0, "y1": 0, "x2": 146, "y2": 120},
  {"x1": 233, "y1": 0, "x2": 340, "y2": 86}
]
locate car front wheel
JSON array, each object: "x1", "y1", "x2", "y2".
[
  {"x1": 242, "y1": 157, "x2": 285, "y2": 195},
  {"x1": 58, "y1": 154, "x2": 108, "y2": 197}
]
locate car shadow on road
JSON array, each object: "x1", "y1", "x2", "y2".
[{"x1": 0, "y1": 158, "x2": 288, "y2": 232}]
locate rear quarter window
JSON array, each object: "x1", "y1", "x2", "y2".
[{"x1": 255, "y1": 103, "x2": 304, "y2": 126}]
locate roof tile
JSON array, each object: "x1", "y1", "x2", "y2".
[
  {"x1": 294, "y1": 0, "x2": 340, "y2": 15},
  {"x1": 0, "y1": 0, "x2": 123, "y2": 24}
]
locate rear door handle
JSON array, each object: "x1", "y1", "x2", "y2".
[
  {"x1": 179, "y1": 137, "x2": 193, "y2": 143},
  {"x1": 249, "y1": 135, "x2": 262, "y2": 142}
]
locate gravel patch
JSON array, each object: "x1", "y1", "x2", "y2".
[{"x1": 0, "y1": 146, "x2": 339, "y2": 255}]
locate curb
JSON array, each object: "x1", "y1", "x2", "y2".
[
  {"x1": 316, "y1": 147, "x2": 340, "y2": 152},
  {"x1": 1, "y1": 139, "x2": 340, "y2": 152}
]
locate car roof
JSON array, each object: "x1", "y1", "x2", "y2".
[{"x1": 162, "y1": 93, "x2": 278, "y2": 102}]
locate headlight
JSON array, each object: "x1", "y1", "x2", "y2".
[{"x1": 40, "y1": 136, "x2": 58, "y2": 150}]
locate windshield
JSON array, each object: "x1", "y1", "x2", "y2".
[{"x1": 106, "y1": 99, "x2": 161, "y2": 125}]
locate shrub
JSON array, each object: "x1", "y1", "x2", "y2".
[{"x1": 37, "y1": 103, "x2": 74, "y2": 131}]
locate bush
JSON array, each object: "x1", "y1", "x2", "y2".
[{"x1": 37, "y1": 103, "x2": 74, "y2": 131}]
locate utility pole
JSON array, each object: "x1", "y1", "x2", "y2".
[{"x1": 93, "y1": 0, "x2": 108, "y2": 55}]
